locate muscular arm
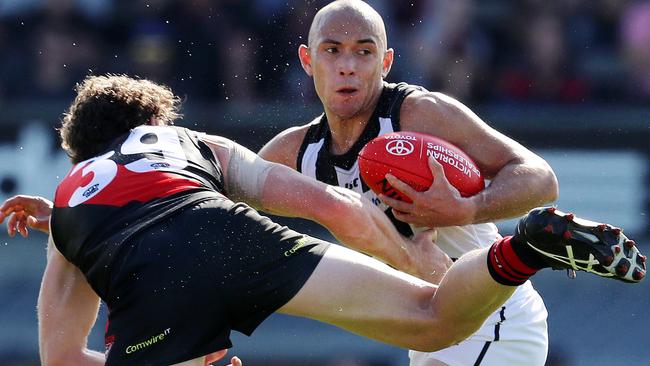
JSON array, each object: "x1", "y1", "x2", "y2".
[
  {"x1": 202, "y1": 134, "x2": 450, "y2": 282},
  {"x1": 394, "y1": 92, "x2": 559, "y2": 226},
  {"x1": 258, "y1": 125, "x2": 306, "y2": 170},
  {"x1": 39, "y1": 236, "x2": 104, "y2": 366}
]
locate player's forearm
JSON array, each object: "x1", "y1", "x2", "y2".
[
  {"x1": 259, "y1": 167, "x2": 414, "y2": 272},
  {"x1": 318, "y1": 189, "x2": 415, "y2": 273},
  {"x1": 469, "y1": 159, "x2": 558, "y2": 223}
]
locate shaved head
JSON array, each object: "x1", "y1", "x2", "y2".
[
  {"x1": 299, "y1": 0, "x2": 394, "y2": 122},
  {"x1": 308, "y1": 0, "x2": 387, "y2": 50}
]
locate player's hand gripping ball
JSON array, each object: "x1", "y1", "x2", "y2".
[{"x1": 358, "y1": 132, "x2": 484, "y2": 203}]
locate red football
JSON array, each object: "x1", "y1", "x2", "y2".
[{"x1": 358, "y1": 132, "x2": 484, "y2": 203}]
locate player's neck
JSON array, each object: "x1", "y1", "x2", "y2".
[
  {"x1": 326, "y1": 113, "x2": 371, "y2": 155},
  {"x1": 325, "y1": 85, "x2": 383, "y2": 155}
]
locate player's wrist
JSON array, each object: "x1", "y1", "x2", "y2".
[
  {"x1": 398, "y1": 236, "x2": 419, "y2": 275},
  {"x1": 455, "y1": 196, "x2": 479, "y2": 226}
]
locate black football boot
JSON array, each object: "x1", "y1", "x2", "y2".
[{"x1": 514, "y1": 207, "x2": 646, "y2": 283}]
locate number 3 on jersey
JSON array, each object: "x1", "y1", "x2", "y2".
[{"x1": 68, "y1": 126, "x2": 188, "y2": 207}]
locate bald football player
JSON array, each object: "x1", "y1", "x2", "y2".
[{"x1": 259, "y1": 1, "x2": 559, "y2": 365}]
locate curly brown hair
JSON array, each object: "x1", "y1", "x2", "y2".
[{"x1": 59, "y1": 74, "x2": 182, "y2": 163}]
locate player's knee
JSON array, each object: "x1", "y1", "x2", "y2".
[{"x1": 407, "y1": 316, "x2": 476, "y2": 352}]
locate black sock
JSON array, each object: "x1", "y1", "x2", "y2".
[{"x1": 509, "y1": 234, "x2": 548, "y2": 270}]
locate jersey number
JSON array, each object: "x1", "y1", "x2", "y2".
[{"x1": 68, "y1": 126, "x2": 188, "y2": 207}]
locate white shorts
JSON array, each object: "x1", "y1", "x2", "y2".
[{"x1": 409, "y1": 281, "x2": 548, "y2": 366}]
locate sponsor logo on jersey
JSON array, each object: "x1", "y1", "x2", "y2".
[
  {"x1": 284, "y1": 237, "x2": 308, "y2": 257},
  {"x1": 385, "y1": 139, "x2": 414, "y2": 156},
  {"x1": 150, "y1": 162, "x2": 171, "y2": 169},
  {"x1": 344, "y1": 177, "x2": 360, "y2": 189},
  {"x1": 125, "y1": 328, "x2": 171, "y2": 354},
  {"x1": 83, "y1": 183, "x2": 100, "y2": 198}
]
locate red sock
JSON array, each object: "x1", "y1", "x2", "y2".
[{"x1": 487, "y1": 236, "x2": 540, "y2": 286}]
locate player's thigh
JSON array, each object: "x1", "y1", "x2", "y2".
[{"x1": 277, "y1": 244, "x2": 438, "y2": 349}]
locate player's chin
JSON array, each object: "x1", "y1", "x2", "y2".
[{"x1": 330, "y1": 103, "x2": 362, "y2": 119}]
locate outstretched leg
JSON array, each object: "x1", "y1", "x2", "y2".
[
  {"x1": 278, "y1": 207, "x2": 645, "y2": 353},
  {"x1": 278, "y1": 241, "x2": 518, "y2": 352}
]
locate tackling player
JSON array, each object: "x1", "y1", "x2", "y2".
[{"x1": 1, "y1": 74, "x2": 644, "y2": 366}]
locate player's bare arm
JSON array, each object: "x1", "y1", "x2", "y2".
[
  {"x1": 39, "y1": 236, "x2": 105, "y2": 366},
  {"x1": 258, "y1": 124, "x2": 311, "y2": 170},
  {"x1": 385, "y1": 91, "x2": 558, "y2": 227},
  {"x1": 203, "y1": 134, "x2": 451, "y2": 283}
]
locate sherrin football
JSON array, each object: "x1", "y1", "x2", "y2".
[{"x1": 358, "y1": 131, "x2": 484, "y2": 203}]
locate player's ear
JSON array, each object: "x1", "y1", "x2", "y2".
[
  {"x1": 381, "y1": 48, "x2": 394, "y2": 79},
  {"x1": 298, "y1": 44, "x2": 313, "y2": 76}
]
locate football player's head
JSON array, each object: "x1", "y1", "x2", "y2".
[
  {"x1": 60, "y1": 74, "x2": 182, "y2": 163},
  {"x1": 299, "y1": 0, "x2": 394, "y2": 121}
]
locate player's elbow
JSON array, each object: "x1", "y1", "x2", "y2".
[
  {"x1": 540, "y1": 164, "x2": 559, "y2": 203},
  {"x1": 523, "y1": 158, "x2": 559, "y2": 205},
  {"x1": 548, "y1": 174, "x2": 559, "y2": 201}
]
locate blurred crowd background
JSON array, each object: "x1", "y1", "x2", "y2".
[
  {"x1": 1, "y1": 0, "x2": 650, "y2": 104},
  {"x1": 0, "y1": 1, "x2": 649, "y2": 365}
]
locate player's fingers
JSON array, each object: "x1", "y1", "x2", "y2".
[
  {"x1": 10, "y1": 211, "x2": 29, "y2": 237},
  {"x1": 26, "y1": 216, "x2": 38, "y2": 228},
  {"x1": 6, "y1": 220, "x2": 15, "y2": 237},
  {"x1": 0, "y1": 196, "x2": 30, "y2": 213},
  {"x1": 27, "y1": 216, "x2": 49, "y2": 233},
  {"x1": 204, "y1": 349, "x2": 228, "y2": 366},
  {"x1": 391, "y1": 208, "x2": 415, "y2": 222},
  {"x1": 18, "y1": 219, "x2": 28, "y2": 237},
  {"x1": 7, "y1": 212, "x2": 21, "y2": 237},
  {"x1": 385, "y1": 174, "x2": 419, "y2": 199},
  {"x1": 230, "y1": 356, "x2": 242, "y2": 366},
  {"x1": 378, "y1": 194, "x2": 412, "y2": 212},
  {"x1": 0, "y1": 204, "x2": 23, "y2": 222},
  {"x1": 427, "y1": 156, "x2": 449, "y2": 187},
  {"x1": 0, "y1": 196, "x2": 23, "y2": 212}
]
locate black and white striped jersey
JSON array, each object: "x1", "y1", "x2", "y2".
[{"x1": 296, "y1": 82, "x2": 500, "y2": 258}]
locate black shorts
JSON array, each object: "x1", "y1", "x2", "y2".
[{"x1": 102, "y1": 198, "x2": 329, "y2": 365}]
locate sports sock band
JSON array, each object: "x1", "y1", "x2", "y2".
[{"x1": 487, "y1": 236, "x2": 541, "y2": 286}]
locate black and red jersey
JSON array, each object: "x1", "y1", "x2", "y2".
[{"x1": 51, "y1": 125, "x2": 226, "y2": 297}]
